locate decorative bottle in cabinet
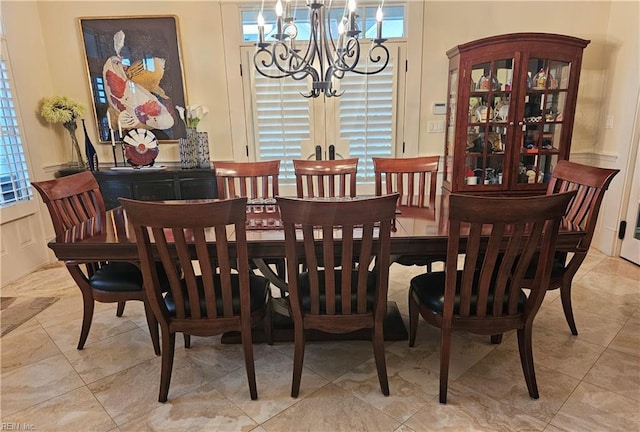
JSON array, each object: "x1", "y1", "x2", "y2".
[{"x1": 442, "y1": 33, "x2": 589, "y2": 194}]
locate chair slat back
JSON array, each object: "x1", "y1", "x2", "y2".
[
  {"x1": 446, "y1": 192, "x2": 576, "y2": 321},
  {"x1": 293, "y1": 158, "x2": 358, "y2": 198},
  {"x1": 121, "y1": 198, "x2": 250, "y2": 322},
  {"x1": 214, "y1": 160, "x2": 280, "y2": 200},
  {"x1": 546, "y1": 160, "x2": 619, "y2": 251},
  {"x1": 278, "y1": 194, "x2": 397, "y2": 319},
  {"x1": 32, "y1": 171, "x2": 105, "y2": 240},
  {"x1": 373, "y1": 156, "x2": 440, "y2": 208}
]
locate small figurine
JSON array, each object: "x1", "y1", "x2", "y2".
[{"x1": 533, "y1": 68, "x2": 547, "y2": 89}]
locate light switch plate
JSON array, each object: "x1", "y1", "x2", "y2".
[{"x1": 427, "y1": 120, "x2": 445, "y2": 133}]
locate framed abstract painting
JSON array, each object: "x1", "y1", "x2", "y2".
[{"x1": 79, "y1": 15, "x2": 187, "y2": 144}]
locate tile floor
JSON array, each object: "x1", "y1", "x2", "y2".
[{"x1": 1, "y1": 249, "x2": 639, "y2": 431}]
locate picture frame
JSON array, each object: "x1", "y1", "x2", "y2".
[{"x1": 79, "y1": 15, "x2": 187, "y2": 144}]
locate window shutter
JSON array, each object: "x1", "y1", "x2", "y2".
[
  {"x1": 251, "y1": 71, "x2": 311, "y2": 184},
  {"x1": 337, "y1": 56, "x2": 396, "y2": 182}
]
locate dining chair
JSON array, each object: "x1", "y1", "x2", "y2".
[
  {"x1": 373, "y1": 156, "x2": 439, "y2": 209},
  {"x1": 277, "y1": 193, "x2": 398, "y2": 397},
  {"x1": 523, "y1": 160, "x2": 619, "y2": 335},
  {"x1": 408, "y1": 191, "x2": 577, "y2": 403},
  {"x1": 214, "y1": 159, "x2": 286, "y2": 289},
  {"x1": 214, "y1": 160, "x2": 280, "y2": 200},
  {"x1": 32, "y1": 171, "x2": 160, "y2": 354},
  {"x1": 373, "y1": 156, "x2": 443, "y2": 271},
  {"x1": 293, "y1": 158, "x2": 358, "y2": 198},
  {"x1": 120, "y1": 197, "x2": 273, "y2": 402}
]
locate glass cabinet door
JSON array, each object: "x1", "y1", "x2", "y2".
[
  {"x1": 516, "y1": 58, "x2": 571, "y2": 186},
  {"x1": 464, "y1": 58, "x2": 513, "y2": 188}
]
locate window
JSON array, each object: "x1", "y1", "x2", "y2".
[
  {"x1": 0, "y1": 37, "x2": 32, "y2": 208},
  {"x1": 239, "y1": 3, "x2": 406, "y2": 186}
]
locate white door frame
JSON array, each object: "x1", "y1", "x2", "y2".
[{"x1": 620, "y1": 89, "x2": 640, "y2": 264}]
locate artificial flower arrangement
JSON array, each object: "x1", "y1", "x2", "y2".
[
  {"x1": 175, "y1": 104, "x2": 209, "y2": 130},
  {"x1": 40, "y1": 96, "x2": 87, "y2": 168}
]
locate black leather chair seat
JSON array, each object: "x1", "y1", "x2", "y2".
[
  {"x1": 480, "y1": 252, "x2": 567, "y2": 281},
  {"x1": 89, "y1": 262, "x2": 171, "y2": 292},
  {"x1": 395, "y1": 254, "x2": 446, "y2": 267},
  {"x1": 164, "y1": 274, "x2": 270, "y2": 317},
  {"x1": 525, "y1": 252, "x2": 567, "y2": 280},
  {"x1": 89, "y1": 262, "x2": 146, "y2": 292},
  {"x1": 410, "y1": 271, "x2": 527, "y2": 315},
  {"x1": 299, "y1": 269, "x2": 376, "y2": 313}
]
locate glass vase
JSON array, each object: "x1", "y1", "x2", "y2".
[{"x1": 63, "y1": 121, "x2": 86, "y2": 169}]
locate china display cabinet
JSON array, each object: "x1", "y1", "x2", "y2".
[{"x1": 443, "y1": 33, "x2": 589, "y2": 194}]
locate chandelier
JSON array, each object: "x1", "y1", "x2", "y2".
[{"x1": 254, "y1": 0, "x2": 390, "y2": 98}]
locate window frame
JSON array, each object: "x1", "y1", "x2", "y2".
[
  {"x1": 239, "y1": 40, "x2": 405, "y2": 188},
  {"x1": 0, "y1": 36, "x2": 37, "y2": 224}
]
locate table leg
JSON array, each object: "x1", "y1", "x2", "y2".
[{"x1": 253, "y1": 258, "x2": 289, "y2": 294}]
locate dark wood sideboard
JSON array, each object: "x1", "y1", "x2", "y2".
[{"x1": 93, "y1": 165, "x2": 218, "y2": 210}]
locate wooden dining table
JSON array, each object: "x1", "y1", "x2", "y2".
[{"x1": 47, "y1": 194, "x2": 586, "y2": 342}]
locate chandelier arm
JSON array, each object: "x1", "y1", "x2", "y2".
[
  {"x1": 348, "y1": 43, "x2": 390, "y2": 75},
  {"x1": 313, "y1": 6, "x2": 327, "y2": 84},
  {"x1": 254, "y1": 48, "x2": 294, "y2": 79},
  {"x1": 333, "y1": 37, "x2": 361, "y2": 72},
  {"x1": 324, "y1": 66, "x2": 344, "y2": 98},
  {"x1": 255, "y1": 41, "x2": 313, "y2": 79},
  {"x1": 322, "y1": 3, "x2": 338, "y2": 70}
]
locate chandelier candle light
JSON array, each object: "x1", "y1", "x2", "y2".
[{"x1": 254, "y1": 0, "x2": 389, "y2": 98}]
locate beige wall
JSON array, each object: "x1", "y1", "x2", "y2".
[
  {"x1": 1, "y1": 0, "x2": 638, "y2": 283},
  {"x1": 593, "y1": 0, "x2": 640, "y2": 254}
]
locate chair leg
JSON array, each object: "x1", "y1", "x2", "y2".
[
  {"x1": 491, "y1": 334, "x2": 503, "y2": 344},
  {"x1": 560, "y1": 282, "x2": 578, "y2": 335},
  {"x1": 116, "y1": 301, "x2": 126, "y2": 317},
  {"x1": 517, "y1": 327, "x2": 539, "y2": 399},
  {"x1": 439, "y1": 325, "x2": 452, "y2": 404},
  {"x1": 372, "y1": 323, "x2": 390, "y2": 396},
  {"x1": 240, "y1": 321, "x2": 258, "y2": 400},
  {"x1": 158, "y1": 330, "x2": 176, "y2": 403},
  {"x1": 77, "y1": 289, "x2": 95, "y2": 350},
  {"x1": 291, "y1": 327, "x2": 305, "y2": 398},
  {"x1": 408, "y1": 289, "x2": 419, "y2": 348},
  {"x1": 143, "y1": 301, "x2": 161, "y2": 356}
]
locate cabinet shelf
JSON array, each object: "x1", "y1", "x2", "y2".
[{"x1": 522, "y1": 148, "x2": 560, "y2": 155}]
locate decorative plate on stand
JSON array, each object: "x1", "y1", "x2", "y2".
[{"x1": 122, "y1": 128, "x2": 159, "y2": 166}]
